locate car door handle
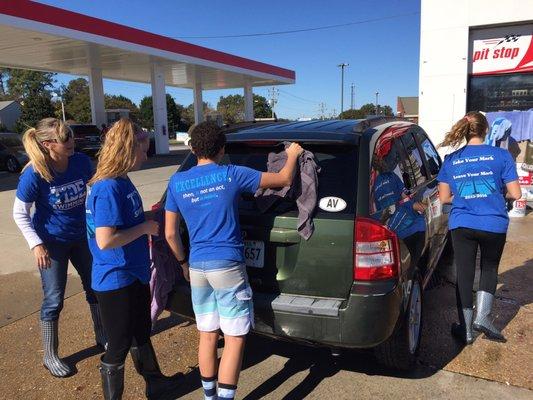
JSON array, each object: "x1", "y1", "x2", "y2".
[{"x1": 270, "y1": 228, "x2": 301, "y2": 244}]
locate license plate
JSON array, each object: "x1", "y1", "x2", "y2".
[{"x1": 244, "y1": 240, "x2": 264, "y2": 268}]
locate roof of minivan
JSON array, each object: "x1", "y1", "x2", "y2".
[{"x1": 225, "y1": 118, "x2": 410, "y2": 143}]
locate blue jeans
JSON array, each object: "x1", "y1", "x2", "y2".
[{"x1": 39, "y1": 239, "x2": 96, "y2": 321}]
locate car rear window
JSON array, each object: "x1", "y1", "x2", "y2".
[{"x1": 179, "y1": 142, "x2": 358, "y2": 217}]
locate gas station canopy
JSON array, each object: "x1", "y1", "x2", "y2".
[
  {"x1": 0, "y1": 1, "x2": 295, "y2": 89},
  {"x1": 0, "y1": 1, "x2": 295, "y2": 154}
]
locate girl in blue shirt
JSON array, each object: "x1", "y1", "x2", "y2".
[
  {"x1": 437, "y1": 112, "x2": 521, "y2": 344},
  {"x1": 87, "y1": 119, "x2": 178, "y2": 399},
  {"x1": 13, "y1": 118, "x2": 104, "y2": 378}
]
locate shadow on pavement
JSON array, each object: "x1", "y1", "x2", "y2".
[
  {"x1": 64, "y1": 344, "x2": 104, "y2": 373},
  {"x1": 151, "y1": 312, "x2": 193, "y2": 335}
]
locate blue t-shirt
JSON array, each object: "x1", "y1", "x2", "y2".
[
  {"x1": 373, "y1": 172, "x2": 426, "y2": 239},
  {"x1": 437, "y1": 145, "x2": 518, "y2": 233},
  {"x1": 86, "y1": 177, "x2": 150, "y2": 291},
  {"x1": 16, "y1": 152, "x2": 93, "y2": 243},
  {"x1": 165, "y1": 163, "x2": 261, "y2": 264}
]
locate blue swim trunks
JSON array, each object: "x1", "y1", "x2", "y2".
[{"x1": 189, "y1": 260, "x2": 254, "y2": 336}]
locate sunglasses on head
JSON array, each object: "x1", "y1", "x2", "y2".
[{"x1": 45, "y1": 127, "x2": 74, "y2": 143}]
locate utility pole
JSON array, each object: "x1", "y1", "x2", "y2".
[
  {"x1": 318, "y1": 102, "x2": 326, "y2": 120},
  {"x1": 268, "y1": 87, "x2": 279, "y2": 119},
  {"x1": 337, "y1": 63, "x2": 349, "y2": 114},
  {"x1": 375, "y1": 91, "x2": 379, "y2": 115},
  {"x1": 350, "y1": 83, "x2": 355, "y2": 110},
  {"x1": 51, "y1": 91, "x2": 66, "y2": 122}
]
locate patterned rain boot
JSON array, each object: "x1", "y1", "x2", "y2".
[
  {"x1": 40, "y1": 320, "x2": 74, "y2": 377},
  {"x1": 473, "y1": 291, "x2": 506, "y2": 342}
]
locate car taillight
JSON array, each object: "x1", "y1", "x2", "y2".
[{"x1": 353, "y1": 217, "x2": 400, "y2": 281}]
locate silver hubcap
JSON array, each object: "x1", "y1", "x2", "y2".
[
  {"x1": 7, "y1": 158, "x2": 17, "y2": 171},
  {"x1": 408, "y1": 281, "x2": 422, "y2": 354}
]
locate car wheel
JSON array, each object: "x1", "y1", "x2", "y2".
[
  {"x1": 374, "y1": 274, "x2": 423, "y2": 370},
  {"x1": 6, "y1": 156, "x2": 21, "y2": 173}
]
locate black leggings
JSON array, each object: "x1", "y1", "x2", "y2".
[
  {"x1": 95, "y1": 280, "x2": 151, "y2": 364},
  {"x1": 451, "y1": 228, "x2": 506, "y2": 309}
]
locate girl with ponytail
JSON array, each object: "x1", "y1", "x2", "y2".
[
  {"x1": 13, "y1": 118, "x2": 105, "y2": 377},
  {"x1": 86, "y1": 119, "x2": 179, "y2": 399},
  {"x1": 437, "y1": 112, "x2": 522, "y2": 345}
]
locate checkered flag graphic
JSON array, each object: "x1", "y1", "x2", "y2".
[{"x1": 497, "y1": 35, "x2": 520, "y2": 46}]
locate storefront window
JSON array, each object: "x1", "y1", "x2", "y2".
[{"x1": 468, "y1": 73, "x2": 533, "y2": 112}]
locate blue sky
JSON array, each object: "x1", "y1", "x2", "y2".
[{"x1": 35, "y1": 0, "x2": 421, "y2": 120}]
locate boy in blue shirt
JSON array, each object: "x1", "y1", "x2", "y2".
[{"x1": 165, "y1": 122, "x2": 303, "y2": 400}]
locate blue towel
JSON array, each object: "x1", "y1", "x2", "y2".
[
  {"x1": 486, "y1": 111, "x2": 533, "y2": 141},
  {"x1": 486, "y1": 117, "x2": 512, "y2": 147}
]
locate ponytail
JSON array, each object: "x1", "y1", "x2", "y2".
[
  {"x1": 22, "y1": 127, "x2": 53, "y2": 182},
  {"x1": 21, "y1": 118, "x2": 68, "y2": 183},
  {"x1": 439, "y1": 111, "x2": 489, "y2": 149}
]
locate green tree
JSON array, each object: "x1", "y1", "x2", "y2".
[
  {"x1": 62, "y1": 78, "x2": 91, "y2": 123},
  {"x1": 182, "y1": 102, "x2": 213, "y2": 128},
  {"x1": 139, "y1": 96, "x2": 154, "y2": 129},
  {"x1": 139, "y1": 95, "x2": 183, "y2": 130},
  {"x1": 339, "y1": 103, "x2": 394, "y2": 119},
  {"x1": 5, "y1": 69, "x2": 55, "y2": 100},
  {"x1": 253, "y1": 95, "x2": 272, "y2": 118},
  {"x1": 105, "y1": 94, "x2": 139, "y2": 122},
  {"x1": 14, "y1": 94, "x2": 55, "y2": 133},
  {"x1": 380, "y1": 105, "x2": 394, "y2": 116},
  {"x1": 217, "y1": 94, "x2": 272, "y2": 124},
  {"x1": 2, "y1": 68, "x2": 56, "y2": 132},
  {"x1": 339, "y1": 108, "x2": 365, "y2": 119},
  {"x1": 217, "y1": 94, "x2": 244, "y2": 125},
  {"x1": 139, "y1": 94, "x2": 184, "y2": 137}
]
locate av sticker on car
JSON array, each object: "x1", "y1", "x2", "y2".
[{"x1": 318, "y1": 197, "x2": 347, "y2": 212}]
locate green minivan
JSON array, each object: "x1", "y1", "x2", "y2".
[{"x1": 160, "y1": 117, "x2": 449, "y2": 370}]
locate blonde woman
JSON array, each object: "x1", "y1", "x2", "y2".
[
  {"x1": 12, "y1": 118, "x2": 105, "y2": 377},
  {"x1": 86, "y1": 119, "x2": 178, "y2": 399}
]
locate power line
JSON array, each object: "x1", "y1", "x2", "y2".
[
  {"x1": 268, "y1": 87, "x2": 279, "y2": 118},
  {"x1": 176, "y1": 12, "x2": 419, "y2": 39},
  {"x1": 278, "y1": 89, "x2": 321, "y2": 104}
]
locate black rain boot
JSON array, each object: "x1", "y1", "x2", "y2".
[
  {"x1": 451, "y1": 308, "x2": 474, "y2": 345},
  {"x1": 99, "y1": 357, "x2": 125, "y2": 400},
  {"x1": 89, "y1": 304, "x2": 107, "y2": 349},
  {"x1": 473, "y1": 291, "x2": 506, "y2": 342},
  {"x1": 40, "y1": 320, "x2": 74, "y2": 377},
  {"x1": 130, "y1": 341, "x2": 182, "y2": 399}
]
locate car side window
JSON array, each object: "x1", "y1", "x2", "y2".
[
  {"x1": 400, "y1": 131, "x2": 428, "y2": 189},
  {"x1": 370, "y1": 137, "x2": 408, "y2": 215},
  {"x1": 413, "y1": 128, "x2": 441, "y2": 177}
]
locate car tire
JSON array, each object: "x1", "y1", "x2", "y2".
[
  {"x1": 374, "y1": 274, "x2": 423, "y2": 370},
  {"x1": 5, "y1": 156, "x2": 21, "y2": 173}
]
